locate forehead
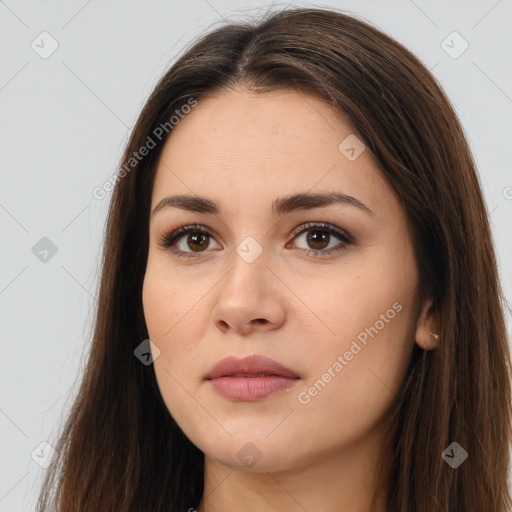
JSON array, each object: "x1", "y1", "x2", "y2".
[{"x1": 151, "y1": 88, "x2": 398, "y2": 219}]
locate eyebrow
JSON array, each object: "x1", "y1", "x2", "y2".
[{"x1": 152, "y1": 191, "x2": 374, "y2": 218}]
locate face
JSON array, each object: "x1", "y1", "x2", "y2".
[{"x1": 142, "y1": 87, "x2": 428, "y2": 473}]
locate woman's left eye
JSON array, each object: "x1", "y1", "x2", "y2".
[{"x1": 157, "y1": 222, "x2": 355, "y2": 259}]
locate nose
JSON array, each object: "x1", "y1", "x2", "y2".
[{"x1": 211, "y1": 247, "x2": 287, "y2": 336}]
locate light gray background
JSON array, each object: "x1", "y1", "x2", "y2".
[{"x1": 1, "y1": 0, "x2": 511, "y2": 509}]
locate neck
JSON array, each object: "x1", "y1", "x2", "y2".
[{"x1": 196, "y1": 426, "x2": 390, "y2": 512}]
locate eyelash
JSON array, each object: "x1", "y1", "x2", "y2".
[{"x1": 157, "y1": 221, "x2": 355, "y2": 259}]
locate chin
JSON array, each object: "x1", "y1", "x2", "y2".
[
  {"x1": 189, "y1": 427, "x2": 303, "y2": 472},
  {"x1": 208, "y1": 442, "x2": 299, "y2": 473}
]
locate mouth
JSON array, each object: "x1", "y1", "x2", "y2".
[
  {"x1": 226, "y1": 373, "x2": 285, "y2": 378},
  {"x1": 205, "y1": 355, "x2": 301, "y2": 401}
]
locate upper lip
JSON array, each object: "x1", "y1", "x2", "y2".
[{"x1": 206, "y1": 354, "x2": 300, "y2": 380}]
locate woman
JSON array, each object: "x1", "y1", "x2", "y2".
[{"x1": 36, "y1": 7, "x2": 512, "y2": 512}]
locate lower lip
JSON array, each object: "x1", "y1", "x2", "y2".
[{"x1": 208, "y1": 376, "x2": 300, "y2": 401}]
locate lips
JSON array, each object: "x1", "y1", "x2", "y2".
[
  {"x1": 205, "y1": 354, "x2": 300, "y2": 380},
  {"x1": 205, "y1": 355, "x2": 301, "y2": 401}
]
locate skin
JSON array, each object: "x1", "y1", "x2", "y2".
[{"x1": 142, "y1": 87, "x2": 438, "y2": 512}]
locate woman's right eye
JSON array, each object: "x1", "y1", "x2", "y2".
[{"x1": 157, "y1": 224, "x2": 219, "y2": 258}]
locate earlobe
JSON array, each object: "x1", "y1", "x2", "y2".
[{"x1": 414, "y1": 297, "x2": 439, "y2": 350}]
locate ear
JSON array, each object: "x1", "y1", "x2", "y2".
[{"x1": 414, "y1": 297, "x2": 439, "y2": 350}]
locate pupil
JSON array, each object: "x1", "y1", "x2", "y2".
[
  {"x1": 307, "y1": 230, "x2": 329, "y2": 250},
  {"x1": 189, "y1": 233, "x2": 208, "y2": 252}
]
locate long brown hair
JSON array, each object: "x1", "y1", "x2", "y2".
[{"x1": 36, "y1": 7, "x2": 512, "y2": 511}]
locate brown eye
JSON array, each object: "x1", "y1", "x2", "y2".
[
  {"x1": 182, "y1": 232, "x2": 210, "y2": 252},
  {"x1": 305, "y1": 230, "x2": 331, "y2": 250},
  {"x1": 158, "y1": 225, "x2": 220, "y2": 257},
  {"x1": 157, "y1": 223, "x2": 221, "y2": 258},
  {"x1": 289, "y1": 222, "x2": 354, "y2": 256}
]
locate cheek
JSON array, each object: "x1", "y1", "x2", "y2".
[
  {"x1": 142, "y1": 271, "x2": 201, "y2": 425},
  {"x1": 292, "y1": 305, "x2": 415, "y2": 457},
  {"x1": 290, "y1": 257, "x2": 416, "y2": 433},
  {"x1": 142, "y1": 265, "x2": 207, "y2": 384},
  {"x1": 142, "y1": 274, "x2": 175, "y2": 340},
  {"x1": 290, "y1": 253, "x2": 415, "y2": 347},
  {"x1": 142, "y1": 269, "x2": 190, "y2": 387},
  {"x1": 142, "y1": 260, "x2": 198, "y2": 342}
]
